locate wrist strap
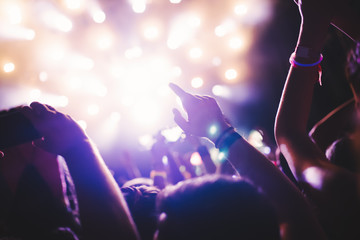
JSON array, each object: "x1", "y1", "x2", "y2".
[{"x1": 215, "y1": 127, "x2": 234, "y2": 148}]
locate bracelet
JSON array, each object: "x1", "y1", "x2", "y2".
[
  {"x1": 289, "y1": 52, "x2": 323, "y2": 85},
  {"x1": 289, "y1": 52, "x2": 323, "y2": 67},
  {"x1": 215, "y1": 127, "x2": 234, "y2": 148},
  {"x1": 217, "y1": 132, "x2": 242, "y2": 157}
]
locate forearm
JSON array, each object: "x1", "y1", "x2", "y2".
[
  {"x1": 63, "y1": 140, "x2": 139, "y2": 240},
  {"x1": 226, "y1": 137, "x2": 326, "y2": 239}
]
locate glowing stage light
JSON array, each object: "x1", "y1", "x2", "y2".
[
  {"x1": 138, "y1": 134, "x2": 155, "y2": 149},
  {"x1": 144, "y1": 26, "x2": 159, "y2": 40},
  {"x1": 0, "y1": 2, "x2": 22, "y2": 25},
  {"x1": 30, "y1": 89, "x2": 41, "y2": 101},
  {"x1": 44, "y1": 13, "x2": 72, "y2": 32},
  {"x1": 130, "y1": 0, "x2": 146, "y2": 13},
  {"x1": 229, "y1": 37, "x2": 243, "y2": 50},
  {"x1": 92, "y1": 10, "x2": 106, "y2": 23},
  {"x1": 67, "y1": 54, "x2": 94, "y2": 70},
  {"x1": 64, "y1": 0, "x2": 86, "y2": 10},
  {"x1": 125, "y1": 47, "x2": 143, "y2": 59},
  {"x1": 39, "y1": 71, "x2": 48, "y2": 82},
  {"x1": 225, "y1": 69, "x2": 238, "y2": 81},
  {"x1": 212, "y1": 85, "x2": 231, "y2": 98},
  {"x1": 212, "y1": 57, "x2": 222, "y2": 66},
  {"x1": 3, "y1": 62, "x2": 15, "y2": 73},
  {"x1": 248, "y1": 130, "x2": 264, "y2": 148},
  {"x1": 191, "y1": 77, "x2": 203, "y2": 89},
  {"x1": 161, "y1": 126, "x2": 183, "y2": 142},
  {"x1": 169, "y1": 0, "x2": 182, "y2": 3},
  {"x1": 0, "y1": 25, "x2": 36, "y2": 40},
  {"x1": 189, "y1": 47, "x2": 203, "y2": 59},
  {"x1": 190, "y1": 152, "x2": 202, "y2": 166},
  {"x1": 208, "y1": 125, "x2": 218, "y2": 136},
  {"x1": 110, "y1": 112, "x2": 122, "y2": 122},
  {"x1": 87, "y1": 104, "x2": 100, "y2": 116},
  {"x1": 171, "y1": 66, "x2": 182, "y2": 78},
  {"x1": 214, "y1": 20, "x2": 236, "y2": 37},
  {"x1": 234, "y1": 4, "x2": 248, "y2": 15},
  {"x1": 132, "y1": 99, "x2": 160, "y2": 126},
  {"x1": 167, "y1": 13, "x2": 201, "y2": 49},
  {"x1": 162, "y1": 156, "x2": 168, "y2": 165}
]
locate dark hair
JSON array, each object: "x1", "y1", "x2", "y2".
[
  {"x1": 121, "y1": 185, "x2": 160, "y2": 240},
  {"x1": 155, "y1": 175, "x2": 280, "y2": 240}
]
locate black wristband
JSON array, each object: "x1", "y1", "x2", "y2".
[
  {"x1": 218, "y1": 132, "x2": 242, "y2": 153},
  {"x1": 215, "y1": 127, "x2": 234, "y2": 148}
]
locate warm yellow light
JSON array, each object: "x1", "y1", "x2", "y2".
[
  {"x1": 191, "y1": 77, "x2": 204, "y2": 88},
  {"x1": 3, "y1": 62, "x2": 15, "y2": 73}
]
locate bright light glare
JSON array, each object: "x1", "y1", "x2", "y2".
[
  {"x1": 110, "y1": 112, "x2": 122, "y2": 122},
  {"x1": 42, "y1": 11, "x2": 73, "y2": 32},
  {"x1": 190, "y1": 152, "x2": 202, "y2": 166},
  {"x1": 92, "y1": 10, "x2": 106, "y2": 23},
  {"x1": 64, "y1": 0, "x2": 85, "y2": 10},
  {"x1": 125, "y1": 47, "x2": 143, "y2": 59},
  {"x1": 171, "y1": 66, "x2": 182, "y2": 78},
  {"x1": 87, "y1": 104, "x2": 100, "y2": 116},
  {"x1": 209, "y1": 125, "x2": 218, "y2": 136},
  {"x1": 2, "y1": 3, "x2": 22, "y2": 25},
  {"x1": 167, "y1": 13, "x2": 201, "y2": 49},
  {"x1": 132, "y1": 99, "x2": 160, "y2": 126},
  {"x1": 30, "y1": 89, "x2": 41, "y2": 101},
  {"x1": 191, "y1": 77, "x2": 203, "y2": 88},
  {"x1": 229, "y1": 37, "x2": 243, "y2": 50},
  {"x1": 234, "y1": 4, "x2": 248, "y2": 15},
  {"x1": 130, "y1": 0, "x2": 146, "y2": 13},
  {"x1": 189, "y1": 47, "x2": 203, "y2": 59},
  {"x1": 161, "y1": 126, "x2": 183, "y2": 142},
  {"x1": 248, "y1": 130, "x2": 264, "y2": 148},
  {"x1": 214, "y1": 20, "x2": 236, "y2": 37},
  {"x1": 3, "y1": 62, "x2": 15, "y2": 73},
  {"x1": 144, "y1": 26, "x2": 159, "y2": 40},
  {"x1": 225, "y1": 69, "x2": 238, "y2": 81},
  {"x1": 139, "y1": 134, "x2": 155, "y2": 149},
  {"x1": 170, "y1": 0, "x2": 182, "y2": 3},
  {"x1": 212, "y1": 85, "x2": 231, "y2": 98},
  {"x1": 39, "y1": 71, "x2": 48, "y2": 82}
]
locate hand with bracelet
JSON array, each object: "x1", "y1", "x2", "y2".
[{"x1": 169, "y1": 83, "x2": 326, "y2": 239}]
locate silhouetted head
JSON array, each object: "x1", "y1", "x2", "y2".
[
  {"x1": 121, "y1": 185, "x2": 160, "y2": 240},
  {"x1": 155, "y1": 175, "x2": 280, "y2": 240}
]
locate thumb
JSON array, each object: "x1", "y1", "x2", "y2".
[{"x1": 172, "y1": 108, "x2": 191, "y2": 133}]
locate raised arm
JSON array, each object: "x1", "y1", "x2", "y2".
[
  {"x1": 21, "y1": 102, "x2": 139, "y2": 240},
  {"x1": 169, "y1": 83, "x2": 326, "y2": 240}
]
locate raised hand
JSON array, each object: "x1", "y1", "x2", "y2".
[
  {"x1": 21, "y1": 102, "x2": 88, "y2": 156},
  {"x1": 169, "y1": 83, "x2": 231, "y2": 142}
]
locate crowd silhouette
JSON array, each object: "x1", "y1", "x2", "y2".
[{"x1": 0, "y1": 0, "x2": 360, "y2": 239}]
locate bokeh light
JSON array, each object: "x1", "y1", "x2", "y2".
[{"x1": 0, "y1": 0, "x2": 276, "y2": 170}]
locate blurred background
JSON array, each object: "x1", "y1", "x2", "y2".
[{"x1": 0, "y1": 0, "x2": 354, "y2": 179}]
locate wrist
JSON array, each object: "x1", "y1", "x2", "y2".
[{"x1": 206, "y1": 121, "x2": 233, "y2": 143}]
